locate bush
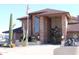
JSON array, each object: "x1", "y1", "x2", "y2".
[{"x1": 49, "y1": 26, "x2": 62, "y2": 44}]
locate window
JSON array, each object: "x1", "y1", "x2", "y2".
[{"x1": 34, "y1": 16, "x2": 40, "y2": 33}]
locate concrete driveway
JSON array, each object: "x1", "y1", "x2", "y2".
[
  {"x1": 0, "y1": 45, "x2": 60, "y2": 55},
  {"x1": 54, "y1": 46, "x2": 79, "y2": 55},
  {"x1": 0, "y1": 45, "x2": 79, "y2": 55}
]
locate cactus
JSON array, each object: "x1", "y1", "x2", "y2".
[
  {"x1": 21, "y1": 23, "x2": 27, "y2": 46},
  {"x1": 9, "y1": 13, "x2": 14, "y2": 48}
]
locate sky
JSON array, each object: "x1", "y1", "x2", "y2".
[
  {"x1": 0, "y1": 4, "x2": 26, "y2": 33},
  {"x1": 0, "y1": 4, "x2": 79, "y2": 33},
  {"x1": 0, "y1": 0, "x2": 79, "y2": 4}
]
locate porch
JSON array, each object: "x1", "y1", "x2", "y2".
[{"x1": 39, "y1": 15, "x2": 68, "y2": 44}]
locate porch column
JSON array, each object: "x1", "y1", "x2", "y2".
[
  {"x1": 40, "y1": 16, "x2": 45, "y2": 44},
  {"x1": 28, "y1": 18, "x2": 31, "y2": 36},
  {"x1": 61, "y1": 15, "x2": 68, "y2": 45}
]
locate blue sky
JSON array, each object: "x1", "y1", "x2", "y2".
[
  {"x1": 0, "y1": 4, "x2": 79, "y2": 33},
  {"x1": 29, "y1": 4, "x2": 79, "y2": 16},
  {"x1": 0, "y1": 4, "x2": 26, "y2": 33}
]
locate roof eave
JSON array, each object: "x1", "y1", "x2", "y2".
[
  {"x1": 17, "y1": 17, "x2": 27, "y2": 20},
  {"x1": 37, "y1": 12, "x2": 71, "y2": 19}
]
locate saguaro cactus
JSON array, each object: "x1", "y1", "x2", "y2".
[
  {"x1": 21, "y1": 23, "x2": 26, "y2": 46},
  {"x1": 9, "y1": 13, "x2": 13, "y2": 48},
  {"x1": 21, "y1": 5, "x2": 29, "y2": 46}
]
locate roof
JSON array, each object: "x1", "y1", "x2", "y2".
[
  {"x1": 68, "y1": 16, "x2": 79, "y2": 24},
  {"x1": 68, "y1": 20, "x2": 79, "y2": 24},
  {"x1": 2, "y1": 27, "x2": 23, "y2": 33},
  {"x1": 68, "y1": 24, "x2": 79, "y2": 32},
  {"x1": 17, "y1": 8, "x2": 71, "y2": 20},
  {"x1": 71, "y1": 16, "x2": 77, "y2": 20},
  {"x1": 17, "y1": 16, "x2": 27, "y2": 20},
  {"x1": 29, "y1": 8, "x2": 70, "y2": 18},
  {"x1": 29, "y1": 8, "x2": 68, "y2": 14}
]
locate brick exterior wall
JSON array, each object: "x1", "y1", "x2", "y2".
[
  {"x1": 39, "y1": 16, "x2": 45, "y2": 44},
  {"x1": 62, "y1": 15, "x2": 68, "y2": 40}
]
